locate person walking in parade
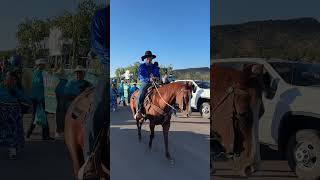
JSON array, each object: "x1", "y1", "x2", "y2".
[
  {"x1": 118, "y1": 80, "x2": 126, "y2": 106},
  {"x1": 0, "y1": 71, "x2": 31, "y2": 159},
  {"x1": 134, "y1": 50, "x2": 160, "y2": 120},
  {"x1": 128, "y1": 81, "x2": 139, "y2": 103},
  {"x1": 110, "y1": 82, "x2": 118, "y2": 112},
  {"x1": 123, "y1": 80, "x2": 129, "y2": 105},
  {"x1": 54, "y1": 67, "x2": 68, "y2": 138},
  {"x1": 64, "y1": 65, "x2": 92, "y2": 110},
  {"x1": 26, "y1": 58, "x2": 54, "y2": 140}
]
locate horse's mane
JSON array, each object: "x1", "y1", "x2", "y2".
[
  {"x1": 211, "y1": 65, "x2": 250, "y2": 91},
  {"x1": 157, "y1": 82, "x2": 188, "y2": 94}
]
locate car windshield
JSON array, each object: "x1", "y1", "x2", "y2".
[
  {"x1": 194, "y1": 80, "x2": 210, "y2": 89},
  {"x1": 270, "y1": 62, "x2": 320, "y2": 87}
]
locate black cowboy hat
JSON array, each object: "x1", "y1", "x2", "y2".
[{"x1": 141, "y1": 50, "x2": 156, "y2": 61}]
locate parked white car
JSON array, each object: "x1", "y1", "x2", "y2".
[
  {"x1": 175, "y1": 80, "x2": 210, "y2": 119},
  {"x1": 214, "y1": 58, "x2": 320, "y2": 179}
]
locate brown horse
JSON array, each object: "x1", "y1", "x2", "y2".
[
  {"x1": 64, "y1": 87, "x2": 109, "y2": 180},
  {"x1": 210, "y1": 64, "x2": 264, "y2": 176},
  {"x1": 130, "y1": 82, "x2": 192, "y2": 163}
]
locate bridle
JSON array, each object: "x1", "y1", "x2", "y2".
[
  {"x1": 212, "y1": 84, "x2": 249, "y2": 115},
  {"x1": 211, "y1": 84, "x2": 252, "y2": 160},
  {"x1": 146, "y1": 81, "x2": 191, "y2": 124}
]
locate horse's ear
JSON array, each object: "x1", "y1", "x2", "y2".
[
  {"x1": 250, "y1": 64, "x2": 264, "y2": 75},
  {"x1": 185, "y1": 83, "x2": 193, "y2": 91}
]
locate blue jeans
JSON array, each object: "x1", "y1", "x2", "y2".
[{"x1": 136, "y1": 82, "x2": 151, "y2": 111}]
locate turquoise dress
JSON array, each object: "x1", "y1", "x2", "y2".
[
  {"x1": 31, "y1": 69, "x2": 45, "y2": 101},
  {"x1": 0, "y1": 85, "x2": 31, "y2": 149},
  {"x1": 64, "y1": 79, "x2": 92, "y2": 109}
]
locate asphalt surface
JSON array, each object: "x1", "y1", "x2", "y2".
[
  {"x1": 212, "y1": 137, "x2": 298, "y2": 179},
  {"x1": 0, "y1": 114, "x2": 74, "y2": 180},
  {"x1": 110, "y1": 106, "x2": 211, "y2": 180},
  {"x1": 0, "y1": 107, "x2": 299, "y2": 180}
]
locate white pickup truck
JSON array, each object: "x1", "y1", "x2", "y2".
[
  {"x1": 214, "y1": 58, "x2": 320, "y2": 179},
  {"x1": 175, "y1": 80, "x2": 210, "y2": 119}
]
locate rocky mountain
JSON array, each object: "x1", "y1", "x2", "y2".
[
  {"x1": 211, "y1": 17, "x2": 320, "y2": 62},
  {"x1": 173, "y1": 67, "x2": 209, "y2": 80}
]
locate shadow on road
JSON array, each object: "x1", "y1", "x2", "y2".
[
  {"x1": 212, "y1": 142, "x2": 297, "y2": 179},
  {"x1": 0, "y1": 140, "x2": 74, "y2": 180},
  {"x1": 111, "y1": 106, "x2": 210, "y2": 180}
]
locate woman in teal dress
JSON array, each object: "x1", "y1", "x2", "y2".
[
  {"x1": 26, "y1": 58, "x2": 54, "y2": 140},
  {"x1": 0, "y1": 71, "x2": 32, "y2": 159},
  {"x1": 64, "y1": 65, "x2": 92, "y2": 110},
  {"x1": 54, "y1": 68, "x2": 68, "y2": 138}
]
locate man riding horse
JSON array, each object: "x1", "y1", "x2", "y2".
[{"x1": 134, "y1": 50, "x2": 161, "y2": 120}]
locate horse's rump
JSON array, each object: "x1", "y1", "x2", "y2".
[{"x1": 65, "y1": 86, "x2": 110, "y2": 179}]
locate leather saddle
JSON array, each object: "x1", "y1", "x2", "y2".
[{"x1": 141, "y1": 83, "x2": 167, "y2": 116}]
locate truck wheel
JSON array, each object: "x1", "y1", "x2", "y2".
[
  {"x1": 286, "y1": 129, "x2": 320, "y2": 180},
  {"x1": 200, "y1": 102, "x2": 210, "y2": 119}
]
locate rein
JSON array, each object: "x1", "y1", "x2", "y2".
[
  {"x1": 147, "y1": 81, "x2": 190, "y2": 125},
  {"x1": 152, "y1": 81, "x2": 176, "y2": 111},
  {"x1": 212, "y1": 85, "x2": 249, "y2": 113},
  {"x1": 212, "y1": 84, "x2": 250, "y2": 158}
]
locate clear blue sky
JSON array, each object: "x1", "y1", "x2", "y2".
[
  {"x1": 212, "y1": 0, "x2": 320, "y2": 25},
  {"x1": 0, "y1": 0, "x2": 106, "y2": 51},
  {"x1": 110, "y1": 0, "x2": 210, "y2": 76}
]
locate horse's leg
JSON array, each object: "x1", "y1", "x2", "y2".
[
  {"x1": 162, "y1": 122, "x2": 172, "y2": 161},
  {"x1": 136, "y1": 121, "x2": 142, "y2": 142},
  {"x1": 69, "y1": 144, "x2": 84, "y2": 178},
  {"x1": 237, "y1": 122, "x2": 254, "y2": 177},
  {"x1": 250, "y1": 98, "x2": 262, "y2": 173},
  {"x1": 149, "y1": 124, "x2": 155, "y2": 149}
]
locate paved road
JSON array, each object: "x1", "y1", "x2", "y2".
[
  {"x1": 212, "y1": 141, "x2": 298, "y2": 180},
  {"x1": 0, "y1": 108, "x2": 298, "y2": 180},
  {"x1": 111, "y1": 106, "x2": 210, "y2": 180},
  {"x1": 0, "y1": 114, "x2": 74, "y2": 180}
]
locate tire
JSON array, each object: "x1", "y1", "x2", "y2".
[
  {"x1": 286, "y1": 129, "x2": 320, "y2": 180},
  {"x1": 200, "y1": 102, "x2": 210, "y2": 119}
]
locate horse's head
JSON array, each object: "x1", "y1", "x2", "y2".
[{"x1": 175, "y1": 83, "x2": 193, "y2": 117}]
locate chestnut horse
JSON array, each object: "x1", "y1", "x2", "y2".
[
  {"x1": 210, "y1": 64, "x2": 264, "y2": 176},
  {"x1": 130, "y1": 82, "x2": 192, "y2": 163},
  {"x1": 64, "y1": 87, "x2": 109, "y2": 180}
]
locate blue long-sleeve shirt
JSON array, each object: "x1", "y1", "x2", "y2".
[
  {"x1": 90, "y1": 7, "x2": 110, "y2": 71},
  {"x1": 55, "y1": 78, "x2": 68, "y2": 96},
  {"x1": 138, "y1": 63, "x2": 160, "y2": 83},
  {"x1": 64, "y1": 79, "x2": 92, "y2": 108}
]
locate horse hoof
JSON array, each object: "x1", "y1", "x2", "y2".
[
  {"x1": 239, "y1": 166, "x2": 252, "y2": 177},
  {"x1": 169, "y1": 159, "x2": 175, "y2": 166},
  {"x1": 210, "y1": 169, "x2": 216, "y2": 175}
]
